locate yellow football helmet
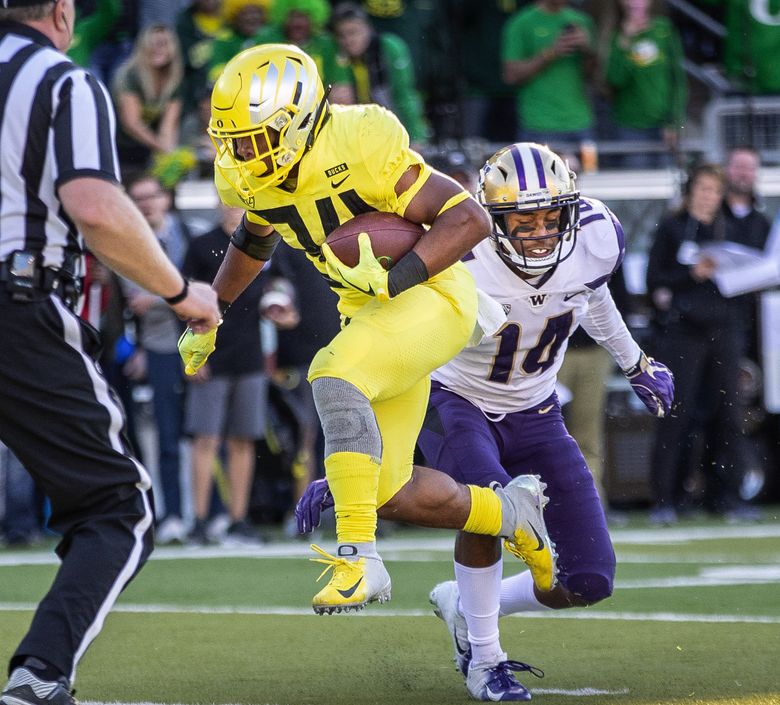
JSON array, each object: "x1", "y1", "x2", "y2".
[
  {"x1": 209, "y1": 43, "x2": 329, "y2": 197},
  {"x1": 478, "y1": 142, "x2": 580, "y2": 274}
]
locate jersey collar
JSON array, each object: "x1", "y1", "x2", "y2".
[{"x1": 0, "y1": 21, "x2": 56, "y2": 49}]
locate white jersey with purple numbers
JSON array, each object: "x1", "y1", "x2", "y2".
[{"x1": 432, "y1": 197, "x2": 642, "y2": 415}]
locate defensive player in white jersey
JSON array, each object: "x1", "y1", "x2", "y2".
[
  {"x1": 295, "y1": 142, "x2": 674, "y2": 700},
  {"x1": 420, "y1": 143, "x2": 675, "y2": 701}
]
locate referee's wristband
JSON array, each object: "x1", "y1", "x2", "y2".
[{"x1": 164, "y1": 278, "x2": 189, "y2": 305}]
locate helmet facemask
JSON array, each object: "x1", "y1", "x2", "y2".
[
  {"x1": 493, "y1": 199, "x2": 580, "y2": 274},
  {"x1": 212, "y1": 109, "x2": 298, "y2": 194},
  {"x1": 478, "y1": 142, "x2": 581, "y2": 275}
]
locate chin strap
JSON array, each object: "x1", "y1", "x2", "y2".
[{"x1": 305, "y1": 85, "x2": 332, "y2": 152}]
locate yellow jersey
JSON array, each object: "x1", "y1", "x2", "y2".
[{"x1": 215, "y1": 103, "x2": 449, "y2": 317}]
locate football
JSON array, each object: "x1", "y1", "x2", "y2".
[{"x1": 325, "y1": 212, "x2": 425, "y2": 270}]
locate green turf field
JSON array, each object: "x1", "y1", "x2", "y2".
[{"x1": 2, "y1": 513, "x2": 779, "y2": 705}]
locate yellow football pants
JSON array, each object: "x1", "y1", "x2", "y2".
[{"x1": 308, "y1": 263, "x2": 477, "y2": 540}]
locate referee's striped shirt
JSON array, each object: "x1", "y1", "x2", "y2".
[{"x1": 0, "y1": 21, "x2": 120, "y2": 272}]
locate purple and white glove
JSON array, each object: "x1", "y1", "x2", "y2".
[
  {"x1": 295, "y1": 478, "x2": 334, "y2": 534},
  {"x1": 623, "y1": 353, "x2": 675, "y2": 418}
]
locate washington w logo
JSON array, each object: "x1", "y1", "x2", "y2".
[{"x1": 528, "y1": 294, "x2": 547, "y2": 307}]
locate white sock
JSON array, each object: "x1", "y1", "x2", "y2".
[
  {"x1": 499, "y1": 569, "x2": 553, "y2": 615},
  {"x1": 337, "y1": 541, "x2": 378, "y2": 559},
  {"x1": 455, "y1": 559, "x2": 504, "y2": 664}
]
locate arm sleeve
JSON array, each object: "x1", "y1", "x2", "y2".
[
  {"x1": 52, "y1": 69, "x2": 120, "y2": 188},
  {"x1": 580, "y1": 284, "x2": 641, "y2": 370}
]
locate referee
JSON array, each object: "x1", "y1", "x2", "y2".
[{"x1": 0, "y1": 3, "x2": 220, "y2": 705}]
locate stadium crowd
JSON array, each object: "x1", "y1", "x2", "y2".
[{"x1": 2, "y1": 0, "x2": 780, "y2": 549}]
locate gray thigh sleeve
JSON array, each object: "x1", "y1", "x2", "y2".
[{"x1": 311, "y1": 377, "x2": 382, "y2": 460}]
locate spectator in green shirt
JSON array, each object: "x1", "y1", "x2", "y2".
[
  {"x1": 68, "y1": 0, "x2": 121, "y2": 68},
  {"x1": 605, "y1": 0, "x2": 687, "y2": 168},
  {"x1": 699, "y1": 0, "x2": 780, "y2": 94},
  {"x1": 502, "y1": 0, "x2": 596, "y2": 150},
  {"x1": 330, "y1": 2, "x2": 430, "y2": 146},
  {"x1": 176, "y1": 0, "x2": 225, "y2": 113}
]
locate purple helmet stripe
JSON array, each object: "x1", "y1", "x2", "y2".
[
  {"x1": 510, "y1": 145, "x2": 527, "y2": 191},
  {"x1": 530, "y1": 147, "x2": 547, "y2": 188}
]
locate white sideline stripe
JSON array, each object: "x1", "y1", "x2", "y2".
[
  {"x1": 616, "y1": 568, "x2": 780, "y2": 588},
  {"x1": 615, "y1": 553, "x2": 780, "y2": 564},
  {"x1": 1, "y1": 603, "x2": 779, "y2": 624},
  {"x1": 532, "y1": 688, "x2": 630, "y2": 696},
  {"x1": 2, "y1": 522, "x2": 780, "y2": 566}
]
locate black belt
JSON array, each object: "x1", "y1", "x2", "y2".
[{"x1": 0, "y1": 257, "x2": 82, "y2": 309}]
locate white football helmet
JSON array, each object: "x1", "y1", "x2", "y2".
[
  {"x1": 477, "y1": 142, "x2": 580, "y2": 274},
  {"x1": 208, "y1": 43, "x2": 330, "y2": 197}
]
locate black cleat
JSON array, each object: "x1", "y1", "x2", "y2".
[{"x1": 1, "y1": 669, "x2": 76, "y2": 705}]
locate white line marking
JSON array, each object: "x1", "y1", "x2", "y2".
[
  {"x1": 616, "y1": 572, "x2": 780, "y2": 589},
  {"x1": 702, "y1": 565, "x2": 780, "y2": 580},
  {"x1": 531, "y1": 688, "x2": 630, "y2": 696},
  {"x1": 609, "y1": 523, "x2": 780, "y2": 544},
  {"x1": 1, "y1": 603, "x2": 779, "y2": 624},
  {"x1": 615, "y1": 553, "x2": 780, "y2": 565}
]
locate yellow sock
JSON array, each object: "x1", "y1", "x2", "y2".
[
  {"x1": 326, "y1": 451, "x2": 381, "y2": 543},
  {"x1": 463, "y1": 484, "x2": 503, "y2": 536}
]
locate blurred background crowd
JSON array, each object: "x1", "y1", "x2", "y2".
[{"x1": 2, "y1": 0, "x2": 780, "y2": 548}]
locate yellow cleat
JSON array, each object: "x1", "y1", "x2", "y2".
[
  {"x1": 496, "y1": 475, "x2": 559, "y2": 592},
  {"x1": 310, "y1": 544, "x2": 392, "y2": 614}
]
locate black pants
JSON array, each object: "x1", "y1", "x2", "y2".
[
  {"x1": 650, "y1": 322, "x2": 745, "y2": 509},
  {"x1": 0, "y1": 290, "x2": 154, "y2": 683}
]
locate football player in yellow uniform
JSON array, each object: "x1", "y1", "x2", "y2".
[{"x1": 178, "y1": 43, "x2": 556, "y2": 613}]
